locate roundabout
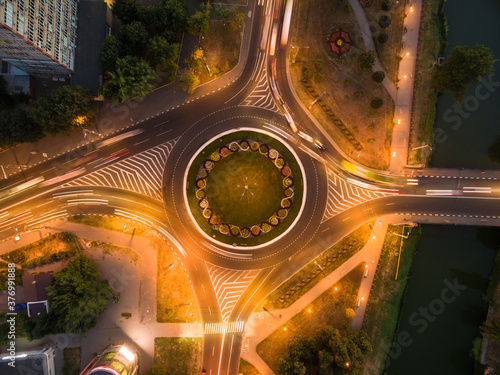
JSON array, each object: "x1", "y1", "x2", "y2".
[{"x1": 185, "y1": 128, "x2": 305, "y2": 247}]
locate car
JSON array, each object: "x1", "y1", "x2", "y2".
[
  {"x1": 201, "y1": 370, "x2": 207, "y2": 375},
  {"x1": 314, "y1": 140, "x2": 326, "y2": 152}
]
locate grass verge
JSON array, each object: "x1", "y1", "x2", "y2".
[
  {"x1": 364, "y1": 0, "x2": 406, "y2": 83},
  {"x1": 361, "y1": 224, "x2": 421, "y2": 375},
  {"x1": 290, "y1": 0, "x2": 394, "y2": 170},
  {"x1": 239, "y1": 359, "x2": 261, "y2": 375},
  {"x1": 259, "y1": 222, "x2": 373, "y2": 310},
  {"x1": 151, "y1": 337, "x2": 203, "y2": 375},
  {"x1": 63, "y1": 347, "x2": 82, "y2": 375},
  {"x1": 67, "y1": 215, "x2": 146, "y2": 236},
  {"x1": 257, "y1": 266, "x2": 364, "y2": 373},
  {"x1": 407, "y1": 0, "x2": 448, "y2": 165},
  {"x1": 0, "y1": 232, "x2": 80, "y2": 267},
  {"x1": 156, "y1": 236, "x2": 200, "y2": 323}
]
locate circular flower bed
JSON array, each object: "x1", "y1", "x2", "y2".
[{"x1": 194, "y1": 139, "x2": 295, "y2": 239}]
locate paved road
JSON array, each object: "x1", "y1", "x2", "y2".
[{"x1": 0, "y1": 0, "x2": 499, "y2": 374}]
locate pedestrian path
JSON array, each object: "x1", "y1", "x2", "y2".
[
  {"x1": 62, "y1": 138, "x2": 179, "y2": 200},
  {"x1": 241, "y1": 218, "x2": 391, "y2": 375},
  {"x1": 347, "y1": 0, "x2": 398, "y2": 101}
]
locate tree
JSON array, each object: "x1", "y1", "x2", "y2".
[
  {"x1": 216, "y1": 6, "x2": 230, "y2": 24},
  {"x1": 345, "y1": 307, "x2": 356, "y2": 320},
  {"x1": 372, "y1": 70, "x2": 386, "y2": 83},
  {"x1": 435, "y1": 44, "x2": 496, "y2": 103},
  {"x1": 153, "y1": 0, "x2": 187, "y2": 39},
  {"x1": 100, "y1": 56, "x2": 155, "y2": 103},
  {"x1": 149, "y1": 35, "x2": 179, "y2": 68},
  {"x1": 47, "y1": 254, "x2": 112, "y2": 334},
  {"x1": 179, "y1": 70, "x2": 200, "y2": 94},
  {"x1": 0, "y1": 109, "x2": 43, "y2": 144},
  {"x1": 358, "y1": 50, "x2": 376, "y2": 69},
  {"x1": 188, "y1": 2, "x2": 211, "y2": 36},
  {"x1": 230, "y1": 6, "x2": 245, "y2": 31},
  {"x1": 379, "y1": 15, "x2": 392, "y2": 28},
  {"x1": 382, "y1": 0, "x2": 393, "y2": 11},
  {"x1": 111, "y1": 0, "x2": 142, "y2": 24},
  {"x1": 481, "y1": 320, "x2": 500, "y2": 341},
  {"x1": 318, "y1": 350, "x2": 334, "y2": 375},
  {"x1": 371, "y1": 97, "x2": 384, "y2": 109},
  {"x1": 119, "y1": 21, "x2": 150, "y2": 56},
  {"x1": 29, "y1": 86, "x2": 97, "y2": 135},
  {"x1": 378, "y1": 33, "x2": 389, "y2": 43},
  {"x1": 99, "y1": 35, "x2": 123, "y2": 73},
  {"x1": 276, "y1": 336, "x2": 315, "y2": 375}
]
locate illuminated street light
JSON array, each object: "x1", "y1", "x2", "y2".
[
  {"x1": 308, "y1": 308, "x2": 311, "y2": 312},
  {"x1": 284, "y1": 327, "x2": 287, "y2": 331}
]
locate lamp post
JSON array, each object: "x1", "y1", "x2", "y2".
[
  {"x1": 411, "y1": 144, "x2": 434, "y2": 151},
  {"x1": 290, "y1": 44, "x2": 309, "y2": 63},
  {"x1": 309, "y1": 91, "x2": 327, "y2": 109},
  {"x1": 314, "y1": 260, "x2": 330, "y2": 280}
]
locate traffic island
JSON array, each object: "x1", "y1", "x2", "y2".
[{"x1": 185, "y1": 129, "x2": 304, "y2": 247}]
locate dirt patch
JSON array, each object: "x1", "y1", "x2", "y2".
[{"x1": 290, "y1": 0, "x2": 395, "y2": 169}]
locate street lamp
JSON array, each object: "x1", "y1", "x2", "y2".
[
  {"x1": 411, "y1": 144, "x2": 434, "y2": 151},
  {"x1": 314, "y1": 260, "x2": 330, "y2": 280},
  {"x1": 290, "y1": 44, "x2": 309, "y2": 63},
  {"x1": 309, "y1": 91, "x2": 327, "y2": 109}
]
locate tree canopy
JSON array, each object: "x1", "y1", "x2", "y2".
[
  {"x1": 435, "y1": 44, "x2": 496, "y2": 103},
  {"x1": 99, "y1": 35, "x2": 123, "y2": 73},
  {"x1": 188, "y1": 3, "x2": 211, "y2": 36},
  {"x1": 47, "y1": 254, "x2": 112, "y2": 334},
  {"x1": 276, "y1": 325, "x2": 372, "y2": 375},
  {"x1": 358, "y1": 51, "x2": 376, "y2": 69},
  {"x1": 28, "y1": 85, "x2": 97, "y2": 135},
  {"x1": 111, "y1": 0, "x2": 142, "y2": 24},
  {"x1": 119, "y1": 21, "x2": 150, "y2": 56},
  {"x1": 100, "y1": 56, "x2": 155, "y2": 103}
]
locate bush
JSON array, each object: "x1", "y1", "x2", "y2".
[
  {"x1": 372, "y1": 71, "x2": 386, "y2": 83},
  {"x1": 379, "y1": 15, "x2": 392, "y2": 28},
  {"x1": 382, "y1": 0, "x2": 393, "y2": 11},
  {"x1": 371, "y1": 97, "x2": 384, "y2": 109},
  {"x1": 358, "y1": 51, "x2": 376, "y2": 69},
  {"x1": 378, "y1": 33, "x2": 389, "y2": 43},
  {"x1": 301, "y1": 65, "x2": 313, "y2": 81}
]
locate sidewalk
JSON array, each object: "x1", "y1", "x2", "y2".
[
  {"x1": 0, "y1": 221, "x2": 203, "y2": 373},
  {"x1": 347, "y1": 0, "x2": 398, "y2": 101},
  {"x1": 389, "y1": 0, "x2": 423, "y2": 173},
  {"x1": 241, "y1": 218, "x2": 390, "y2": 375},
  {"x1": 0, "y1": 0, "x2": 256, "y2": 180}
]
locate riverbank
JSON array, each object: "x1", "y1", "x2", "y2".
[
  {"x1": 361, "y1": 225, "x2": 421, "y2": 375},
  {"x1": 407, "y1": 0, "x2": 448, "y2": 166}
]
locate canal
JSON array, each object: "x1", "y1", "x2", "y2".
[
  {"x1": 387, "y1": 225, "x2": 498, "y2": 374},
  {"x1": 430, "y1": 0, "x2": 500, "y2": 169}
]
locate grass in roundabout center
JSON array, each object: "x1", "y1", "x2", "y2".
[
  {"x1": 186, "y1": 130, "x2": 303, "y2": 246},
  {"x1": 206, "y1": 151, "x2": 283, "y2": 227}
]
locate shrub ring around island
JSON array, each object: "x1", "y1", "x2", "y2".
[{"x1": 194, "y1": 139, "x2": 295, "y2": 239}]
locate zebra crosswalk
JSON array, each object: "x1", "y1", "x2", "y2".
[
  {"x1": 63, "y1": 138, "x2": 179, "y2": 200},
  {"x1": 204, "y1": 321, "x2": 245, "y2": 335},
  {"x1": 322, "y1": 171, "x2": 397, "y2": 223},
  {"x1": 207, "y1": 263, "x2": 260, "y2": 322},
  {"x1": 240, "y1": 68, "x2": 278, "y2": 112}
]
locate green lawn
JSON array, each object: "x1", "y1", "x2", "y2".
[
  {"x1": 206, "y1": 151, "x2": 283, "y2": 227},
  {"x1": 150, "y1": 337, "x2": 203, "y2": 375},
  {"x1": 239, "y1": 359, "x2": 261, "y2": 375},
  {"x1": 257, "y1": 267, "x2": 363, "y2": 373},
  {"x1": 63, "y1": 347, "x2": 81, "y2": 375},
  {"x1": 259, "y1": 222, "x2": 374, "y2": 310},
  {"x1": 187, "y1": 131, "x2": 303, "y2": 246}
]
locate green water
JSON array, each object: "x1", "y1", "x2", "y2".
[
  {"x1": 430, "y1": 0, "x2": 500, "y2": 169},
  {"x1": 386, "y1": 225, "x2": 498, "y2": 374}
]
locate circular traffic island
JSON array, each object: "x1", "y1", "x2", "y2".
[{"x1": 186, "y1": 130, "x2": 304, "y2": 247}]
